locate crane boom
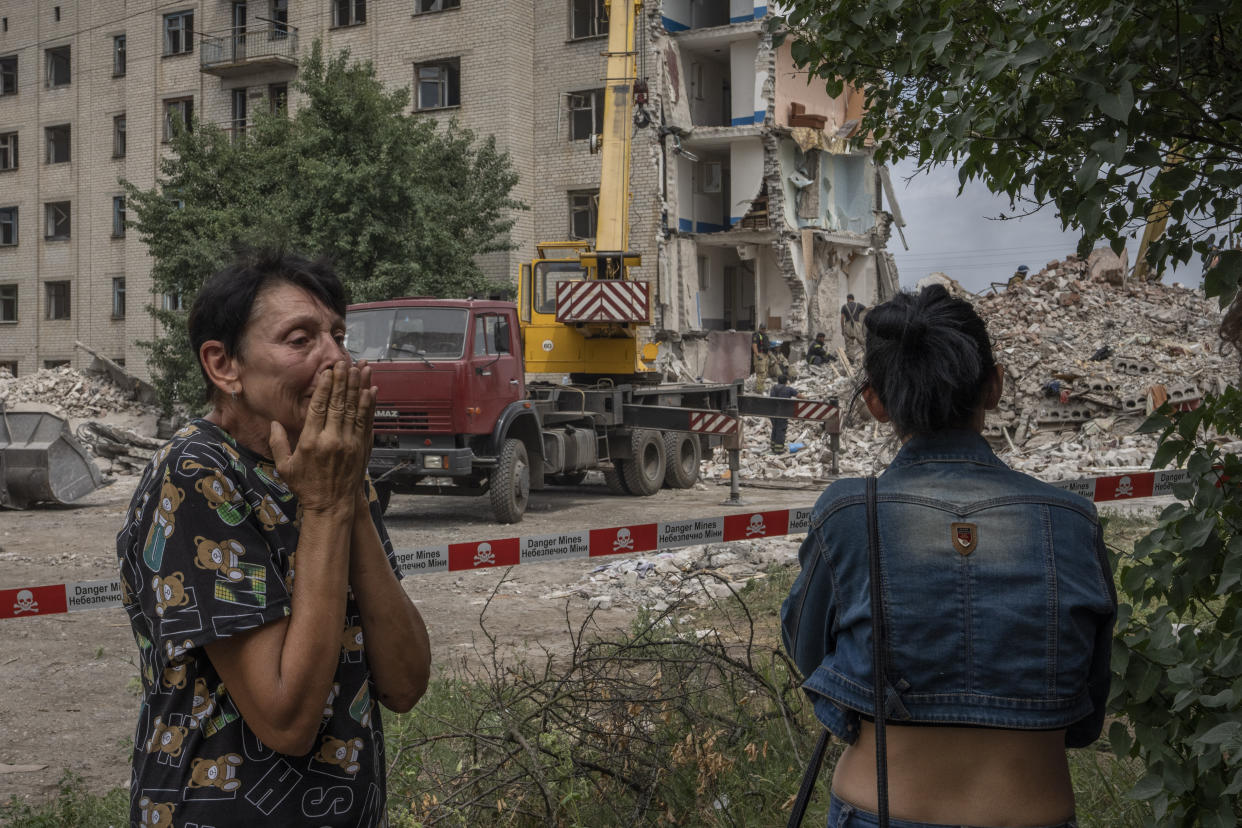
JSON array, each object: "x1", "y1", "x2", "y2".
[{"x1": 594, "y1": 0, "x2": 640, "y2": 260}]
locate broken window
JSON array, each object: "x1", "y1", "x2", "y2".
[
  {"x1": 270, "y1": 0, "x2": 289, "y2": 36},
  {"x1": 0, "y1": 132, "x2": 16, "y2": 170},
  {"x1": 43, "y1": 359, "x2": 70, "y2": 369},
  {"x1": 0, "y1": 55, "x2": 16, "y2": 95},
  {"x1": 164, "y1": 11, "x2": 194, "y2": 55},
  {"x1": 269, "y1": 83, "x2": 288, "y2": 114},
  {"x1": 112, "y1": 196, "x2": 126, "y2": 238},
  {"x1": 46, "y1": 46, "x2": 70, "y2": 87},
  {"x1": 415, "y1": 0, "x2": 460, "y2": 13},
  {"x1": 112, "y1": 277, "x2": 126, "y2": 319},
  {"x1": 113, "y1": 114, "x2": 126, "y2": 158},
  {"x1": 231, "y1": 88, "x2": 248, "y2": 138},
  {"x1": 45, "y1": 281, "x2": 70, "y2": 320},
  {"x1": 568, "y1": 190, "x2": 598, "y2": 240},
  {"x1": 571, "y1": 0, "x2": 607, "y2": 39},
  {"x1": 45, "y1": 124, "x2": 70, "y2": 164},
  {"x1": 332, "y1": 0, "x2": 366, "y2": 26},
  {"x1": 164, "y1": 97, "x2": 193, "y2": 141},
  {"x1": 163, "y1": 293, "x2": 185, "y2": 312},
  {"x1": 567, "y1": 89, "x2": 604, "y2": 141},
  {"x1": 0, "y1": 361, "x2": 16, "y2": 376},
  {"x1": 44, "y1": 201, "x2": 70, "y2": 240},
  {"x1": 0, "y1": 284, "x2": 15, "y2": 322},
  {"x1": 415, "y1": 59, "x2": 460, "y2": 110},
  {"x1": 113, "y1": 35, "x2": 126, "y2": 76},
  {"x1": 0, "y1": 206, "x2": 15, "y2": 246}
]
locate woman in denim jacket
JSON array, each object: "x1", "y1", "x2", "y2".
[{"x1": 782, "y1": 285, "x2": 1116, "y2": 827}]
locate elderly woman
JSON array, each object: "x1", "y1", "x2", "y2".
[{"x1": 116, "y1": 251, "x2": 430, "y2": 827}]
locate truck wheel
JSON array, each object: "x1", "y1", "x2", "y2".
[
  {"x1": 551, "y1": 471, "x2": 588, "y2": 486},
  {"x1": 374, "y1": 482, "x2": 393, "y2": 515},
  {"x1": 603, "y1": 465, "x2": 631, "y2": 495},
  {"x1": 662, "y1": 432, "x2": 701, "y2": 489},
  {"x1": 621, "y1": 429, "x2": 666, "y2": 497},
  {"x1": 490, "y1": 438, "x2": 530, "y2": 523}
]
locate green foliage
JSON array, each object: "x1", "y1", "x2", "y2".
[
  {"x1": 781, "y1": 0, "x2": 1242, "y2": 304},
  {"x1": 0, "y1": 772, "x2": 127, "y2": 828},
  {"x1": 124, "y1": 40, "x2": 523, "y2": 412},
  {"x1": 1111, "y1": 388, "x2": 1242, "y2": 826}
]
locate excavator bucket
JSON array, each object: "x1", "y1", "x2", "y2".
[{"x1": 0, "y1": 407, "x2": 104, "y2": 508}]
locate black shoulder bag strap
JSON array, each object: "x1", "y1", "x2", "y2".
[
  {"x1": 866, "y1": 475, "x2": 890, "y2": 827},
  {"x1": 786, "y1": 727, "x2": 830, "y2": 828}
]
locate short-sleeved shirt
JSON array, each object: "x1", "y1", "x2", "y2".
[{"x1": 116, "y1": 419, "x2": 401, "y2": 827}]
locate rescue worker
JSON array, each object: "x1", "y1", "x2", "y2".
[
  {"x1": 752, "y1": 323, "x2": 771, "y2": 393},
  {"x1": 806, "y1": 332, "x2": 830, "y2": 366},
  {"x1": 769, "y1": 373, "x2": 801, "y2": 453},
  {"x1": 769, "y1": 341, "x2": 798, "y2": 382},
  {"x1": 840, "y1": 294, "x2": 866, "y2": 364}
]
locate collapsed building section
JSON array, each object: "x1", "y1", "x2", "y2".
[{"x1": 641, "y1": 1, "x2": 899, "y2": 367}]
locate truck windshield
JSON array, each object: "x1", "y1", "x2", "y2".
[
  {"x1": 345, "y1": 307, "x2": 469, "y2": 361},
  {"x1": 534, "y1": 261, "x2": 587, "y2": 315}
]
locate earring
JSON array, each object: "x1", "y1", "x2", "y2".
[{"x1": 230, "y1": 390, "x2": 239, "y2": 401}]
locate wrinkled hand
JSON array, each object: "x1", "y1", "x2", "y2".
[{"x1": 270, "y1": 360, "x2": 376, "y2": 516}]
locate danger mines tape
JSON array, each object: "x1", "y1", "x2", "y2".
[{"x1": 0, "y1": 468, "x2": 1190, "y2": 621}]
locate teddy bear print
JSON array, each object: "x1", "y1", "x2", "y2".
[
  {"x1": 188, "y1": 753, "x2": 243, "y2": 791},
  {"x1": 143, "y1": 471, "x2": 185, "y2": 570},
  {"x1": 151, "y1": 572, "x2": 190, "y2": 618},
  {"x1": 162, "y1": 659, "x2": 189, "y2": 690},
  {"x1": 314, "y1": 735, "x2": 365, "y2": 775},
  {"x1": 322, "y1": 682, "x2": 340, "y2": 717},
  {"x1": 193, "y1": 536, "x2": 246, "y2": 582},
  {"x1": 163, "y1": 638, "x2": 193, "y2": 662},
  {"x1": 146, "y1": 716, "x2": 189, "y2": 758},
  {"x1": 137, "y1": 796, "x2": 176, "y2": 826},
  {"x1": 192, "y1": 469, "x2": 249, "y2": 526},
  {"x1": 255, "y1": 495, "x2": 289, "y2": 532},
  {"x1": 189, "y1": 677, "x2": 216, "y2": 727},
  {"x1": 341, "y1": 625, "x2": 364, "y2": 653}
]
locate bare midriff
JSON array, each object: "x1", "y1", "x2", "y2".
[{"x1": 831, "y1": 723, "x2": 1075, "y2": 826}]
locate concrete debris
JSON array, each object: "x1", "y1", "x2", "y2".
[{"x1": 0, "y1": 366, "x2": 160, "y2": 421}]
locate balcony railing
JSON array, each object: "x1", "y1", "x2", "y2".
[{"x1": 201, "y1": 24, "x2": 298, "y2": 77}]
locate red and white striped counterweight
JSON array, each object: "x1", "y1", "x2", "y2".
[{"x1": 556, "y1": 280, "x2": 650, "y2": 324}]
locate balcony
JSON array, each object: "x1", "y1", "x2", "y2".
[{"x1": 201, "y1": 24, "x2": 298, "y2": 77}]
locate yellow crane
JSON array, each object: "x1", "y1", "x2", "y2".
[{"x1": 517, "y1": 0, "x2": 656, "y2": 380}]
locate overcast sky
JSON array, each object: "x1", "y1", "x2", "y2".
[{"x1": 885, "y1": 160, "x2": 1206, "y2": 295}]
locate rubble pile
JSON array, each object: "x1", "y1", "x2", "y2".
[{"x1": 0, "y1": 366, "x2": 159, "y2": 420}]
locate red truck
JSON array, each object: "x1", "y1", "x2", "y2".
[{"x1": 345, "y1": 298, "x2": 840, "y2": 522}]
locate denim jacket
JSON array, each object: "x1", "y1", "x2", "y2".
[{"x1": 781, "y1": 430, "x2": 1116, "y2": 748}]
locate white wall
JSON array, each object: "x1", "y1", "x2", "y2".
[
  {"x1": 729, "y1": 40, "x2": 759, "y2": 124},
  {"x1": 729, "y1": 139, "x2": 764, "y2": 225}
]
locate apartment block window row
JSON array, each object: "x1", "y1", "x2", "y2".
[
  {"x1": 332, "y1": 0, "x2": 366, "y2": 27},
  {"x1": 45, "y1": 202, "x2": 70, "y2": 240},
  {"x1": 46, "y1": 46, "x2": 70, "y2": 87},
  {"x1": 0, "y1": 284, "x2": 16, "y2": 323},
  {"x1": 0, "y1": 132, "x2": 16, "y2": 170},
  {"x1": 164, "y1": 11, "x2": 194, "y2": 56},
  {"x1": 0, "y1": 206, "x2": 15, "y2": 245},
  {"x1": 415, "y1": 0, "x2": 460, "y2": 13},
  {"x1": 164, "y1": 98, "x2": 193, "y2": 141},
  {"x1": 112, "y1": 196, "x2": 126, "y2": 238},
  {"x1": 45, "y1": 280, "x2": 70, "y2": 320},
  {"x1": 112, "y1": 277, "x2": 126, "y2": 319},
  {"x1": 0, "y1": 55, "x2": 15, "y2": 95},
  {"x1": 416, "y1": 59, "x2": 459, "y2": 110},
  {"x1": 571, "y1": 0, "x2": 608, "y2": 39},
  {"x1": 568, "y1": 89, "x2": 604, "y2": 141},
  {"x1": 114, "y1": 114, "x2": 126, "y2": 158},
  {"x1": 113, "y1": 35, "x2": 126, "y2": 76},
  {"x1": 45, "y1": 124, "x2": 70, "y2": 164}
]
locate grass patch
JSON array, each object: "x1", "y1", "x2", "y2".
[{"x1": 0, "y1": 772, "x2": 127, "y2": 828}]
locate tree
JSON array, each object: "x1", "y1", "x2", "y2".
[
  {"x1": 125, "y1": 41, "x2": 523, "y2": 412},
  {"x1": 781, "y1": 0, "x2": 1242, "y2": 305}
]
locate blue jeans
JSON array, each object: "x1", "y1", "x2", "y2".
[{"x1": 827, "y1": 795, "x2": 1078, "y2": 828}]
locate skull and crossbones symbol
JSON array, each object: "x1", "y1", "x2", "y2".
[
  {"x1": 745, "y1": 514, "x2": 767, "y2": 537},
  {"x1": 613, "y1": 528, "x2": 634, "y2": 552},
  {"x1": 1114, "y1": 476, "x2": 1134, "y2": 498},
  {"x1": 473, "y1": 542, "x2": 495, "y2": 567},
  {"x1": 12, "y1": 589, "x2": 38, "y2": 615}
]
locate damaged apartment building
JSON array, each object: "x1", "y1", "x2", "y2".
[{"x1": 0, "y1": 0, "x2": 897, "y2": 378}]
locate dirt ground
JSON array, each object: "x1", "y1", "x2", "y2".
[{"x1": 0, "y1": 471, "x2": 809, "y2": 806}]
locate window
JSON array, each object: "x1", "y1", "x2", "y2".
[
  {"x1": 46, "y1": 46, "x2": 70, "y2": 87},
  {"x1": 567, "y1": 89, "x2": 604, "y2": 141},
  {"x1": 698, "y1": 255, "x2": 709, "y2": 290},
  {"x1": 113, "y1": 114, "x2": 126, "y2": 158},
  {"x1": 0, "y1": 55, "x2": 15, "y2": 96},
  {"x1": 45, "y1": 281, "x2": 70, "y2": 320},
  {"x1": 44, "y1": 359, "x2": 70, "y2": 369},
  {"x1": 113, "y1": 35, "x2": 126, "y2": 76},
  {"x1": 162, "y1": 292, "x2": 185, "y2": 312},
  {"x1": 111, "y1": 277, "x2": 126, "y2": 319},
  {"x1": 0, "y1": 132, "x2": 16, "y2": 170},
  {"x1": 231, "y1": 88, "x2": 248, "y2": 138},
  {"x1": 269, "y1": 83, "x2": 288, "y2": 114},
  {"x1": 0, "y1": 284, "x2": 15, "y2": 322},
  {"x1": 112, "y1": 196, "x2": 126, "y2": 238},
  {"x1": 45, "y1": 124, "x2": 70, "y2": 164},
  {"x1": 332, "y1": 0, "x2": 366, "y2": 26},
  {"x1": 271, "y1": 0, "x2": 289, "y2": 36},
  {"x1": 0, "y1": 361, "x2": 15, "y2": 377},
  {"x1": 45, "y1": 201, "x2": 70, "y2": 240},
  {"x1": 0, "y1": 206, "x2": 16, "y2": 245},
  {"x1": 415, "y1": 59, "x2": 460, "y2": 110},
  {"x1": 415, "y1": 0, "x2": 459, "y2": 13},
  {"x1": 568, "y1": 190, "x2": 598, "y2": 240},
  {"x1": 472, "y1": 314, "x2": 512, "y2": 355},
  {"x1": 164, "y1": 97, "x2": 193, "y2": 141},
  {"x1": 53, "y1": 6, "x2": 61, "y2": 22},
  {"x1": 571, "y1": 0, "x2": 608, "y2": 39},
  {"x1": 164, "y1": 11, "x2": 194, "y2": 55}
]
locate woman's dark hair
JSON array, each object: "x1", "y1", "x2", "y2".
[
  {"x1": 188, "y1": 249, "x2": 347, "y2": 403},
  {"x1": 861, "y1": 284, "x2": 996, "y2": 436}
]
